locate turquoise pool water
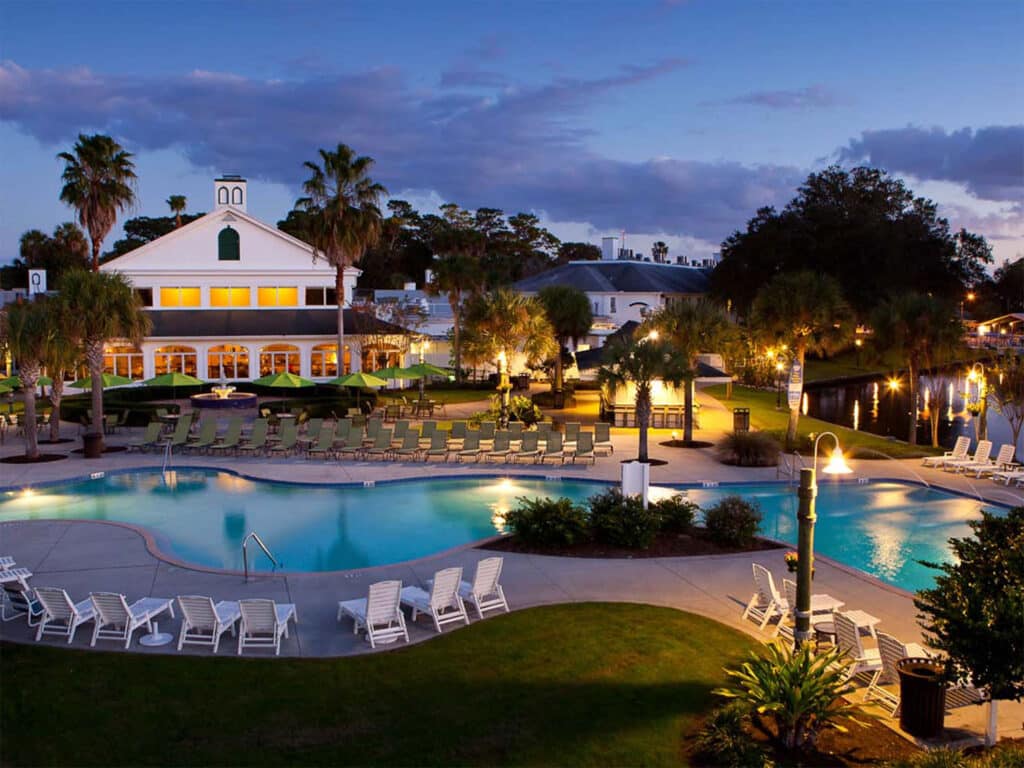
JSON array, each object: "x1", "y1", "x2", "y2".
[{"x1": 0, "y1": 471, "x2": 1003, "y2": 590}]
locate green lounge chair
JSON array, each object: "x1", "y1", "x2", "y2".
[
  {"x1": 594, "y1": 422, "x2": 614, "y2": 456},
  {"x1": 479, "y1": 421, "x2": 496, "y2": 447},
  {"x1": 419, "y1": 420, "x2": 437, "y2": 447},
  {"x1": 513, "y1": 432, "x2": 541, "y2": 464},
  {"x1": 209, "y1": 418, "x2": 243, "y2": 455},
  {"x1": 163, "y1": 417, "x2": 193, "y2": 452},
  {"x1": 457, "y1": 433, "x2": 483, "y2": 463},
  {"x1": 363, "y1": 417, "x2": 383, "y2": 446},
  {"x1": 484, "y1": 431, "x2": 512, "y2": 463},
  {"x1": 336, "y1": 433, "x2": 365, "y2": 460},
  {"x1": 393, "y1": 431, "x2": 422, "y2": 461},
  {"x1": 237, "y1": 419, "x2": 269, "y2": 456},
  {"x1": 424, "y1": 431, "x2": 450, "y2": 462},
  {"x1": 126, "y1": 422, "x2": 163, "y2": 453},
  {"x1": 565, "y1": 422, "x2": 581, "y2": 443},
  {"x1": 306, "y1": 423, "x2": 337, "y2": 459},
  {"x1": 540, "y1": 432, "x2": 566, "y2": 464},
  {"x1": 268, "y1": 421, "x2": 298, "y2": 456},
  {"x1": 362, "y1": 429, "x2": 393, "y2": 460},
  {"x1": 185, "y1": 420, "x2": 218, "y2": 453},
  {"x1": 573, "y1": 432, "x2": 596, "y2": 465}
]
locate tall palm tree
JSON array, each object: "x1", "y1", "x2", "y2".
[
  {"x1": 598, "y1": 333, "x2": 687, "y2": 463},
  {"x1": 4, "y1": 299, "x2": 54, "y2": 459},
  {"x1": 295, "y1": 144, "x2": 387, "y2": 366},
  {"x1": 750, "y1": 271, "x2": 854, "y2": 447},
  {"x1": 42, "y1": 306, "x2": 81, "y2": 444},
  {"x1": 427, "y1": 225, "x2": 485, "y2": 382},
  {"x1": 58, "y1": 271, "x2": 150, "y2": 447},
  {"x1": 649, "y1": 298, "x2": 737, "y2": 443},
  {"x1": 871, "y1": 292, "x2": 962, "y2": 446},
  {"x1": 166, "y1": 195, "x2": 187, "y2": 228},
  {"x1": 538, "y1": 285, "x2": 593, "y2": 406},
  {"x1": 57, "y1": 134, "x2": 136, "y2": 272}
]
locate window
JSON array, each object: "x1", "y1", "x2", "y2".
[
  {"x1": 210, "y1": 287, "x2": 251, "y2": 307},
  {"x1": 593, "y1": 301, "x2": 600, "y2": 315},
  {"x1": 259, "y1": 344, "x2": 300, "y2": 376},
  {"x1": 208, "y1": 344, "x2": 249, "y2": 379},
  {"x1": 154, "y1": 345, "x2": 197, "y2": 376},
  {"x1": 362, "y1": 345, "x2": 401, "y2": 372},
  {"x1": 134, "y1": 288, "x2": 153, "y2": 307},
  {"x1": 257, "y1": 286, "x2": 299, "y2": 307},
  {"x1": 103, "y1": 345, "x2": 144, "y2": 379},
  {"x1": 231, "y1": 186, "x2": 243, "y2": 205},
  {"x1": 609, "y1": 297, "x2": 617, "y2": 314},
  {"x1": 218, "y1": 226, "x2": 240, "y2": 261},
  {"x1": 217, "y1": 187, "x2": 229, "y2": 205},
  {"x1": 304, "y1": 286, "x2": 338, "y2": 306},
  {"x1": 159, "y1": 287, "x2": 201, "y2": 308},
  {"x1": 311, "y1": 343, "x2": 351, "y2": 377}
]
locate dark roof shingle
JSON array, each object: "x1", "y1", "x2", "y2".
[
  {"x1": 145, "y1": 309, "x2": 406, "y2": 338},
  {"x1": 514, "y1": 261, "x2": 710, "y2": 294}
]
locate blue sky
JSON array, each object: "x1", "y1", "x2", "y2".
[{"x1": 1, "y1": 0, "x2": 1021, "y2": 268}]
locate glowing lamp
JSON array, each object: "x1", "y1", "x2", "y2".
[
  {"x1": 822, "y1": 445, "x2": 852, "y2": 475},
  {"x1": 887, "y1": 378, "x2": 900, "y2": 392}
]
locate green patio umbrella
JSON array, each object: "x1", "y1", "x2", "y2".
[
  {"x1": 71, "y1": 373, "x2": 134, "y2": 390},
  {"x1": 399, "y1": 362, "x2": 451, "y2": 399},
  {"x1": 141, "y1": 372, "x2": 206, "y2": 399},
  {"x1": 328, "y1": 371, "x2": 387, "y2": 408},
  {"x1": 0, "y1": 383, "x2": 11, "y2": 395},
  {"x1": 373, "y1": 366, "x2": 418, "y2": 380},
  {"x1": 251, "y1": 372, "x2": 315, "y2": 388},
  {"x1": 1, "y1": 375, "x2": 54, "y2": 389}
]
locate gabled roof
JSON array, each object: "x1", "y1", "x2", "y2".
[
  {"x1": 514, "y1": 260, "x2": 710, "y2": 294},
  {"x1": 145, "y1": 309, "x2": 406, "y2": 339}
]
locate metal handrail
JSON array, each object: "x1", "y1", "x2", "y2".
[
  {"x1": 161, "y1": 439, "x2": 172, "y2": 474},
  {"x1": 776, "y1": 450, "x2": 805, "y2": 484},
  {"x1": 242, "y1": 531, "x2": 280, "y2": 581}
]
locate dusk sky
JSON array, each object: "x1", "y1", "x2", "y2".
[{"x1": 1, "y1": 0, "x2": 1022, "y2": 268}]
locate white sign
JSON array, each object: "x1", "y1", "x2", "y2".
[
  {"x1": 28, "y1": 269, "x2": 47, "y2": 295},
  {"x1": 787, "y1": 362, "x2": 803, "y2": 411}
]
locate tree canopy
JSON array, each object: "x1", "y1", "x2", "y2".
[
  {"x1": 0, "y1": 223, "x2": 89, "y2": 290},
  {"x1": 102, "y1": 213, "x2": 205, "y2": 262}
]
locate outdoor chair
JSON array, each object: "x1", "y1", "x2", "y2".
[
  {"x1": 423, "y1": 431, "x2": 450, "y2": 461},
  {"x1": 508, "y1": 422, "x2": 524, "y2": 446},
  {"x1": 449, "y1": 421, "x2": 468, "y2": 448},
  {"x1": 573, "y1": 432, "x2": 596, "y2": 465},
  {"x1": 362, "y1": 428, "x2": 394, "y2": 460},
  {"x1": 1, "y1": 580, "x2": 45, "y2": 626},
  {"x1": 209, "y1": 418, "x2": 244, "y2": 455},
  {"x1": 162, "y1": 417, "x2": 193, "y2": 453},
  {"x1": 392, "y1": 419, "x2": 411, "y2": 445},
  {"x1": 833, "y1": 610, "x2": 883, "y2": 681},
  {"x1": 594, "y1": 422, "x2": 614, "y2": 456},
  {"x1": 782, "y1": 577, "x2": 845, "y2": 627},
  {"x1": 237, "y1": 419, "x2": 269, "y2": 456},
  {"x1": 336, "y1": 433, "x2": 365, "y2": 460},
  {"x1": 185, "y1": 420, "x2": 218, "y2": 454},
  {"x1": 942, "y1": 440, "x2": 991, "y2": 472},
  {"x1": 363, "y1": 417, "x2": 383, "y2": 446},
  {"x1": 89, "y1": 592, "x2": 175, "y2": 649},
  {"x1": 966, "y1": 443, "x2": 1016, "y2": 478},
  {"x1": 401, "y1": 567, "x2": 470, "y2": 633},
  {"x1": 176, "y1": 595, "x2": 240, "y2": 653},
  {"x1": 393, "y1": 431, "x2": 422, "y2": 461},
  {"x1": 300, "y1": 417, "x2": 323, "y2": 443},
  {"x1": 456, "y1": 432, "x2": 483, "y2": 463},
  {"x1": 512, "y1": 432, "x2": 541, "y2": 464},
  {"x1": 267, "y1": 420, "x2": 299, "y2": 456},
  {"x1": 564, "y1": 422, "x2": 581, "y2": 445},
  {"x1": 237, "y1": 598, "x2": 298, "y2": 656},
  {"x1": 455, "y1": 557, "x2": 509, "y2": 619},
  {"x1": 338, "y1": 580, "x2": 409, "y2": 649},
  {"x1": 864, "y1": 631, "x2": 910, "y2": 716},
  {"x1": 419, "y1": 420, "x2": 437, "y2": 447},
  {"x1": 540, "y1": 432, "x2": 566, "y2": 464},
  {"x1": 484, "y1": 431, "x2": 512, "y2": 463},
  {"x1": 33, "y1": 586, "x2": 96, "y2": 643},
  {"x1": 0, "y1": 556, "x2": 15, "y2": 570},
  {"x1": 478, "y1": 421, "x2": 496, "y2": 448},
  {"x1": 126, "y1": 422, "x2": 163, "y2": 453},
  {"x1": 922, "y1": 436, "x2": 969, "y2": 468},
  {"x1": 306, "y1": 422, "x2": 338, "y2": 459}
]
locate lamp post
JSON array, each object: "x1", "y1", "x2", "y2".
[
  {"x1": 775, "y1": 361, "x2": 785, "y2": 409},
  {"x1": 497, "y1": 349, "x2": 510, "y2": 427},
  {"x1": 417, "y1": 337, "x2": 431, "y2": 400},
  {"x1": 967, "y1": 362, "x2": 987, "y2": 441},
  {"x1": 794, "y1": 431, "x2": 852, "y2": 648}
]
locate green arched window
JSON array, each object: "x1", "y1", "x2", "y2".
[{"x1": 218, "y1": 226, "x2": 240, "y2": 261}]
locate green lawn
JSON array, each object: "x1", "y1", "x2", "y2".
[
  {"x1": 0, "y1": 604, "x2": 754, "y2": 767},
  {"x1": 419, "y1": 388, "x2": 496, "y2": 404},
  {"x1": 706, "y1": 384, "x2": 940, "y2": 459}
]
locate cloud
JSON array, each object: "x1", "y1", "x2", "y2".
[
  {"x1": 706, "y1": 83, "x2": 841, "y2": 110},
  {"x1": 838, "y1": 125, "x2": 1024, "y2": 202}
]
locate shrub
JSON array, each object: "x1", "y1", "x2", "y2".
[
  {"x1": 717, "y1": 430, "x2": 781, "y2": 466},
  {"x1": 982, "y1": 746, "x2": 1024, "y2": 768},
  {"x1": 703, "y1": 495, "x2": 762, "y2": 548},
  {"x1": 503, "y1": 496, "x2": 589, "y2": 548},
  {"x1": 887, "y1": 749, "x2": 969, "y2": 768},
  {"x1": 652, "y1": 494, "x2": 698, "y2": 533},
  {"x1": 714, "y1": 641, "x2": 867, "y2": 752},
  {"x1": 587, "y1": 488, "x2": 661, "y2": 549},
  {"x1": 693, "y1": 703, "x2": 773, "y2": 768}
]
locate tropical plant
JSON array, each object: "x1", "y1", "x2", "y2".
[
  {"x1": 3, "y1": 299, "x2": 54, "y2": 459},
  {"x1": 717, "y1": 430, "x2": 781, "y2": 467},
  {"x1": 42, "y1": 309, "x2": 80, "y2": 443},
  {"x1": 651, "y1": 494, "x2": 698, "y2": 533},
  {"x1": 871, "y1": 292, "x2": 962, "y2": 445},
  {"x1": 915, "y1": 507, "x2": 1024, "y2": 746},
  {"x1": 750, "y1": 271, "x2": 854, "y2": 446},
  {"x1": 537, "y1": 285, "x2": 593, "y2": 402},
  {"x1": 714, "y1": 641, "x2": 866, "y2": 752},
  {"x1": 703, "y1": 495, "x2": 762, "y2": 547},
  {"x1": 648, "y1": 298, "x2": 736, "y2": 442},
  {"x1": 295, "y1": 143, "x2": 387, "y2": 363},
  {"x1": 597, "y1": 332, "x2": 687, "y2": 463},
  {"x1": 988, "y1": 353, "x2": 1024, "y2": 454},
  {"x1": 166, "y1": 195, "x2": 187, "y2": 228},
  {"x1": 426, "y1": 229, "x2": 485, "y2": 382},
  {"x1": 693, "y1": 702, "x2": 772, "y2": 768},
  {"x1": 58, "y1": 271, "x2": 150, "y2": 445},
  {"x1": 587, "y1": 488, "x2": 661, "y2": 549},
  {"x1": 503, "y1": 496, "x2": 590, "y2": 548},
  {"x1": 57, "y1": 134, "x2": 137, "y2": 272}
]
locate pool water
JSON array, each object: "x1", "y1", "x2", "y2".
[{"x1": 0, "y1": 471, "x2": 1004, "y2": 591}]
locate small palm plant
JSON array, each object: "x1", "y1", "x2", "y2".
[{"x1": 713, "y1": 641, "x2": 869, "y2": 752}]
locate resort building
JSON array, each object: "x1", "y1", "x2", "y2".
[{"x1": 98, "y1": 176, "x2": 406, "y2": 382}]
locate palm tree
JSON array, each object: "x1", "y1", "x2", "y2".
[
  {"x1": 57, "y1": 134, "x2": 136, "y2": 272},
  {"x1": 538, "y1": 285, "x2": 593, "y2": 406},
  {"x1": 58, "y1": 271, "x2": 150, "y2": 447},
  {"x1": 751, "y1": 271, "x2": 854, "y2": 447},
  {"x1": 598, "y1": 332, "x2": 687, "y2": 463},
  {"x1": 166, "y1": 195, "x2": 187, "y2": 228},
  {"x1": 871, "y1": 292, "x2": 962, "y2": 446},
  {"x1": 42, "y1": 310, "x2": 81, "y2": 444},
  {"x1": 649, "y1": 298, "x2": 736, "y2": 443},
  {"x1": 3, "y1": 299, "x2": 54, "y2": 459},
  {"x1": 295, "y1": 144, "x2": 387, "y2": 366},
  {"x1": 427, "y1": 226, "x2": 485, "y2": 383}
]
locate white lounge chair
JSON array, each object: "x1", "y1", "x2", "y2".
[
  {"x1": 34, "y1": 587, "x2": 97, "y2": 643},
  {"x1": 833, "y1": 611, "x2": 882, "y2": 681},
  {"x1": 456, "y1": 557, "x2": 509, "y2": 619},
  {"x1": 922, "y1": 436, "x2": 969, "y2": 468},
  {"x1": 176, "y1": 596, "x2": 241, "y2": 653},
  {"x1": 782, "y1": 578, "x2": 846, "y2": 626},
  {"x1": 1, "y1": 581, "x2": 44, "y2": 626},
  {"x1": 969, "y1": 443, "x2": 1016, "y2": 478},
  {"x1": 943, "y1": 440, "x2": 991, "y2": 472},
  {"x1": 401, "y1": 567, "x2": 470, "y2": 633},
  {"x1": 338, "y1": 580, "x2": 409, "y2": 649},
  {"x1": 864, "y1": 631, "x2": 912, "y2": 715},
  {"x1": 741, "y1": 563, "x2": 787, "y2": 632},
  {"x1": 0, "y1": 555, "x2": 16, "y2": 570},
  {"x1": 89, "y1": 592, "x2": 175, "y2": 649},
  {"x1": 237, "y1": 598, "x2": 298, "y2": 655}
]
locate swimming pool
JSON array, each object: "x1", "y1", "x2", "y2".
[{"x1": 0, "y1": 471, "x2": 1004, "y2": 591}]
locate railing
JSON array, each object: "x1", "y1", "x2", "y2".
[
  {"x1": 161, "y1": 439, "x2": 172, "y2": 474},
  {"x1": 776, "y1": 451, "x2": 805, "y2": 484},
  {"x1": 242, "y1": 531, "x2": 281, "y2": 582}
]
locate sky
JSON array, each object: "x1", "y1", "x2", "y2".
[{"x1": 1, "y1": 0, "x2": 1022, "y2": 272}]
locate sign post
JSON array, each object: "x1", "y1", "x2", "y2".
[
  {"x1": 28, "y1": 270, "x2": 47, "y2": 296},
  {"x1": 787, "y1": 361, "x2": 803, "y2": 412}
]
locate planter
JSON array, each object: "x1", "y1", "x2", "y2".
[
  {"x1": 82, "y1": 432, "x2": 104, "y2": 459},
  {"x1": 897, "y1": 658, "x2": 946, "y2": 738}
]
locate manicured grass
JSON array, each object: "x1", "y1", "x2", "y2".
[
  {"x1": 420, "y1": 388, "x2": 496, "y2": 405},
  {"x1": 0, "y1": 604, "x2": 754, "y2": 767},
  {"x1": 706, "y1": 384, "x2": 940, "y2": 458}
]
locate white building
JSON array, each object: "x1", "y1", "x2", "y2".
[{"x1": 99, "y1": 176, "x2": 406, "y2": 382}]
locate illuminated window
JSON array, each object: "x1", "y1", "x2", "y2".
[
  {"x1": 305, "y1": 287, "x2": 338, "y2": 306},
  {"x1": 218, "y1": 226, "x2": 240, "y2": 261},
  {"x1": 159, "y1": 287, "x2": 201, "y2": 308},
  {"x1": 210, "y1": 287, "x2": 251, "y2": 307},
  {"x1": 208, "y1": 344, "x2": 249, "y2": 379},
  {"x1": 259, "y1": 344, "x2": 300, "y2": 376},
  {"x1": 154, "y1": 345, "x2": 198, "y2": 376},
  {"x1": 257, "y1": 286, "x2": 299, "y2": 307},
  {"x1": 134, "y1": 288, "x2": 153, "y2": 307},
  {"x1": 103, "y1": 345, "x2": 144, "y2": 380},
  {"x1": 362, "y1": 345, "x2": 401, "y2": 372},
  {"x1": 311, "y1": 343, "x2": 351, "y2": 377}
]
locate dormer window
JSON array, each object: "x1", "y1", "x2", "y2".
[{"x1": 218, "y1": 226, "x2": 240, "y2": 261}]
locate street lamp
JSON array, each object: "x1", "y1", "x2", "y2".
[
  {"x1": 775, "y1": 361, "x2": 785, "y2": 408},
  {"x1": 794, "y1": 431, "x2": 852, "y2": 647},
  {"x1": 966, "y1": 362, "x2": 987, "y2": 441},
  {"x1": 497, "y1": 349, "x2": 510, "y2": 427}
]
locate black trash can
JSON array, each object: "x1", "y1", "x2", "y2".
[
  {"x1": 897, "y1": 658, "x2": 947, "y2": 738},
  {"x1": 733, "y1": 407, "x2": 750, "y2": 432},
  {"x1": 82, "y1": 432, "x2": 104, "y2": 459}
]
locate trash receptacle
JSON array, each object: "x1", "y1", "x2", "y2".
[
  {"x1": 897, "y1": 658, "x2": 946, "y2": 738},
  {"x1": 82, "y1": 432, "x2": 104, "y2": 459},
  {"x1": 733, "y1": 407, "x2": 750, "y2": 432}
]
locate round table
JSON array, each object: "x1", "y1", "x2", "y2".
[
  {"x1": 814, "y1": 621, "x2": 837, "y2": 649},
  {"x1": 138, "y1": 621, "x2": 174, "y2": 647}
]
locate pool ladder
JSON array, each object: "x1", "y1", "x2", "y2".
[
  {"x1": 242, "y1": 532, "x2": 281, "y2": 582},
  {"x1": 776, "y1": 451, "x2": 805, "y2": 485}
]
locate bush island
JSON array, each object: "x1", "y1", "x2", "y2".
[
  {"x1": 703, "y1": 495, "x2": 762, "y2": 547},
  {"x1": 587, "y1": 488, "x2": 661, "y2": 549},
  {"x1": 717, "y1": 430, "x2": 781, "y2": 467},
  {"x1": 652, "y1": 494, "x2": 698, "y2": 533},
  {"x1": 693, "y1": 703, "x2": 772, "y2": 768},
  {"x1": 503, "y1": 496, "x2": 589, "y2": 548}
]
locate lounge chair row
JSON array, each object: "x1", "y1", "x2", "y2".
[{"x1": 922, "y1": 437, "x2": 1024, "y2": 483}]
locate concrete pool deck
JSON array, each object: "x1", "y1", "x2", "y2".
[{"x1": 2, "y1": 404, "x2": 1022, "y2": 743}]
